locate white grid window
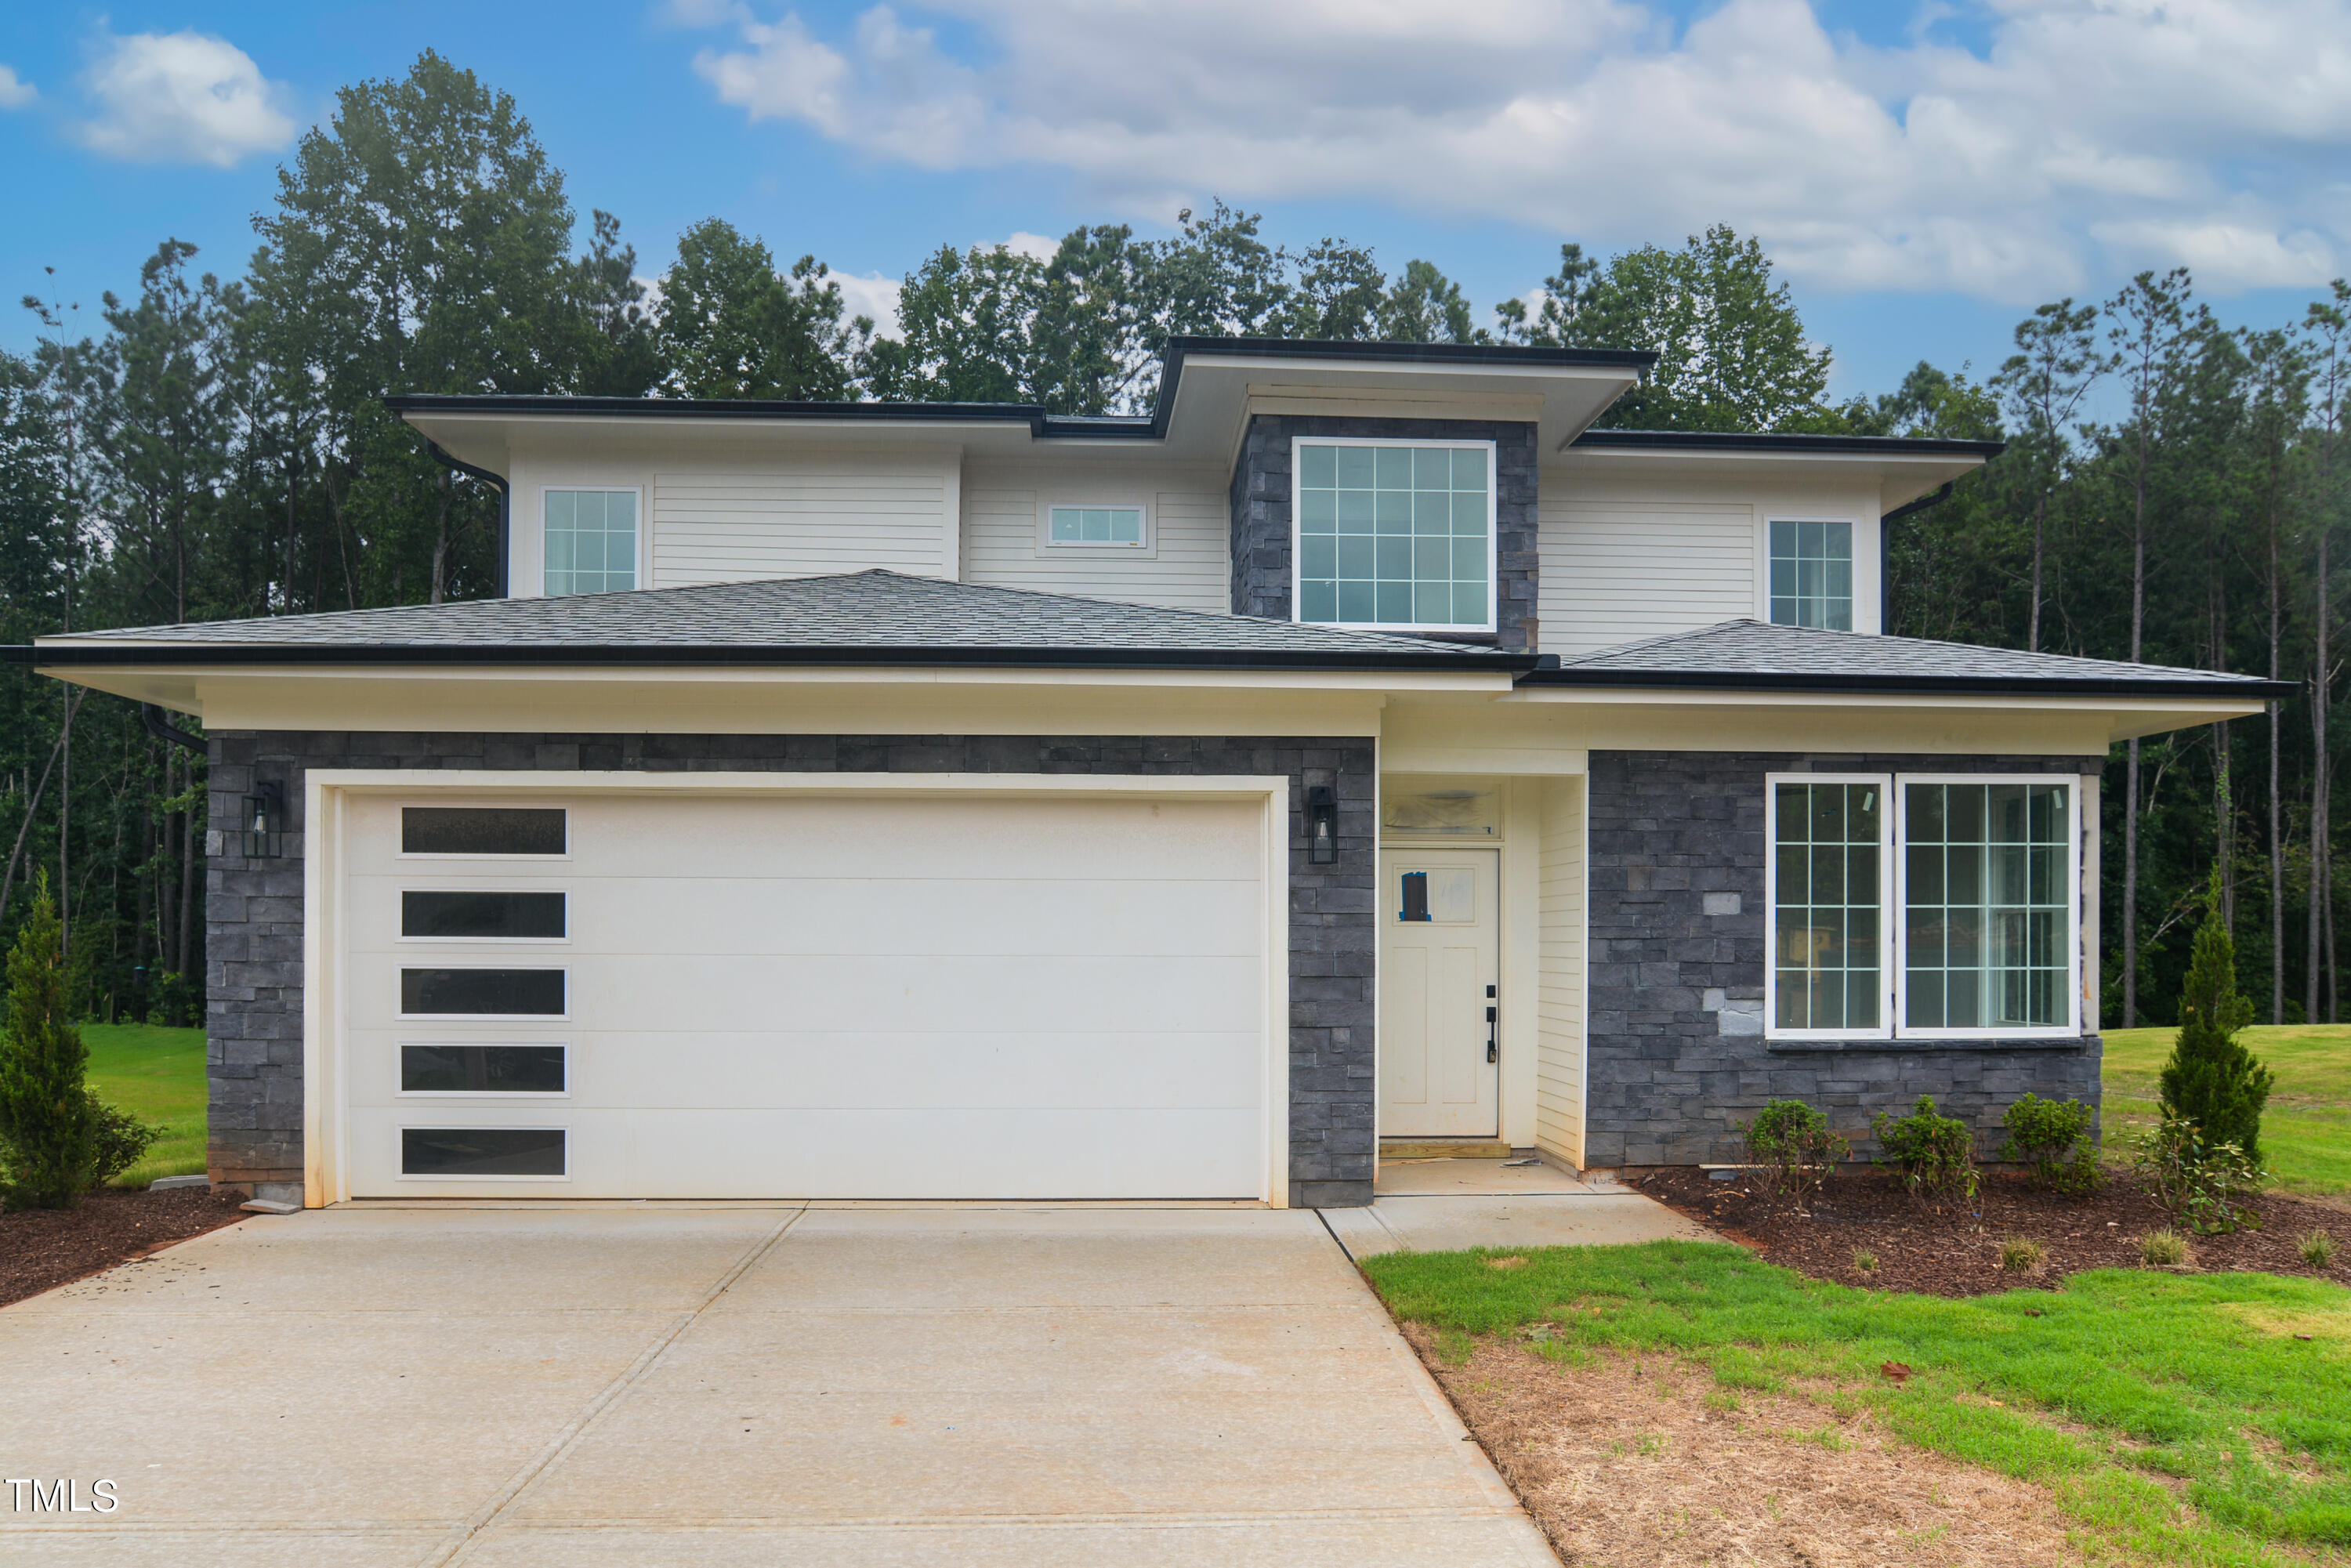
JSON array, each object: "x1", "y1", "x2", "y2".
[
  {"x1": 1770, "y1": 779, "x2": 1885, "y2": 1033},
  {"x1": 1768, "y1": 520, "x2": 1853, "y2": 630},
  {"x1": 545, "y1": 490, "x2": 637, "y2": 596},
  {"x1": 1294, "y1": 440, "x2": 1494, "y2": 630},
  {"x1": 1048, "y1": 505, "x2": 1145, "y2": 547}
]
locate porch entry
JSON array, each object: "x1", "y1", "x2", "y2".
[{"x1": 1379, "y1": 848, "x2": 1501, "y2": 1138}]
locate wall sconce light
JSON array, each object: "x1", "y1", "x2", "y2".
[
  {"x1": 1305, "y1": 784, "x2": 1338, "y2": 866},
  {"x1": 244, "y1": 780, "x2": 284, "y2": 859}
]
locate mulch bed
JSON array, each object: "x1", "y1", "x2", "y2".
[
  {"x1": 1638, "y1": 1165, "x2": 2351, "y2": 1297},
  {"x1": 0, "y1": 1186, "x2": 252, "y2": 1309}
]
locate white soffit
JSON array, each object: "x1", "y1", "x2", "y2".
[{"x1": 1551, "y1": 444, "x2": 1988, "y2": 512}]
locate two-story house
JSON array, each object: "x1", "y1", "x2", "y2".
[{"x1": 24, "y1": 338, "x2": 2281, "y2": 1210}]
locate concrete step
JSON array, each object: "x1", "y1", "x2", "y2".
[{"x1": 1378, "y1": 1138, "x2": 1513, "y2": 1161}]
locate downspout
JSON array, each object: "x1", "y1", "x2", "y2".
[
  {"x1": 421, "y1": 439, "x2": 513, "y2": 599},
  {"x1": 142, "y1": 703, "x2": 206, "y2": 755},
  {"x1": 1877, "y1": 481, "x2": 1953, "y2": 636}
]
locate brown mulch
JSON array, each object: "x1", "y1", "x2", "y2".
[
  {"x1": 0, "y1": 1186, "x2": 251, "y2": 1308},
  {"x1": 1639, "y1": 1164, "x2": 2351, "y2": 1296},
  {"x1": 1410, "y1": 1326, "x2": 2096, "y2": 1567}
]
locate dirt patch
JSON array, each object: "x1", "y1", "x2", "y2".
[
  {"x1": 0, "y1": 1186, "x2": 251, "y2": 1308},
  {"x1": 1408, "y1": 1325, "x2": 2092, "y2": 1567},
  {"x1": 1639, "y1": 1166, "x2": 2351, "y2": 1297}
]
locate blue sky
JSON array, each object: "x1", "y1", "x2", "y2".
[{"x1": 3, "y1": 1, "x2": 2346, "y2": 403}]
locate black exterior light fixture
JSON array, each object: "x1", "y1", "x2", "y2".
[
  {"x1": 244, "y1": 780, "x2": 284, "y2": 859},
  {"x1": 1305, "y1": 784, "x2": 1339, "y2": 866}
]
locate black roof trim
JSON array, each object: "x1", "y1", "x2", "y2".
[
  {"x1": 1570, "y1": 429, "x2": 2006, "y2": 458},
  {"x1": 1158, "y1": 335, "x2": 1657, "y2": 371},
  {"x1": 10, "y1": 643, "x2": 1536, "y2": 675},
  {"x1": 1515, "y1": 666, "x2": 2291, "y2": 700}
]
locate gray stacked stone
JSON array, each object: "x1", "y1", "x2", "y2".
[
  {"x1": 1226, "y1": 415, "x2": 1541, "y2": 650},
  {"x1": 207, "y1": 730, "x2": 1378, "y2": 1208},
  {"x1": 1585, "y1": 750, "x2": 2104, "y2": 1168}
]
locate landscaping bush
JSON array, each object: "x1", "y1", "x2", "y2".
[
  {"x1": 2159, "y1": 869, "x2": 2274, "y2": 1162},
  {"x1": 1737, "y1": 1098, "x2": 1848, "y2": 1213},
  {"x1": 0, "y1": 882, "x2": 98, "y2": 1208},
  {"x1": 2130, "y1": 1114, "x2": 2265, "y2": 1234},
  {"x1": 1850, "y1": 1247, "x2": 1877, "y2": 1273},
  {"x1": 89, "y1": 1092, "x2": 161, "y2": 1186},
  {"x1": 2301, "y1": 1229, "x2": 2337, "y2": 1269},
  {"x1": 1999, "y1": 1092, "x2": 2099, "y2": 1195},
  {"x1": 2000, "y1": 1237, "x2": 2045, "y2": 1273},
  {"x1": 2142, "y1": 1227, "x2": 2190, "y2": 1266},
  {"x1": 1870, "y1": 1095, "x2": 1979, "y2": 1210}
]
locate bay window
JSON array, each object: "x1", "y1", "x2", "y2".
[
  {"x1": 1294, "y1": 439, "x2": 1494, "y2": 632},
  {"x1": 1766, "y1": 773, "x2": 2081, "y2": 1039}
]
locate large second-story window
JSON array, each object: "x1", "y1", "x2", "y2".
[
  {"x1": 545, "y1": 489, "x2": 638, "y2": 596},
  {"x1": 1768, "y1": 519, "x2": 1853, "y2": 630},
  {"x1": 1295, "y1": 440, "x2": 1494, "y2": 631}
]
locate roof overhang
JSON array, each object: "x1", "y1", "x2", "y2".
[{"x1": 1556, "y1": 429, "x2": 2004, "y2": 512}]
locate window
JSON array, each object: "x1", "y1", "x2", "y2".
[
  {"x1": 400, "y1": 1045, "x2": 567, "y2": 1095},
  {"x1": 544, "y1": 489, "x2": 637, "y2": 596},
  {"x1": 1765, "y1": 773, "x2": 2079, "y2": 1039},
  {"x1": 1397, "y1": 868, "x2": 1476, "y2": 923},
  {"x1": 401, "y1": 1128, "x2": 565, "y2": 1178},
  {"x1": 402, "y1": 808, "x2": 567, "y2": 857},
  {"x1": 400, "y1": 968, "x2": 565, "y2": 1016},
  {"x1": 1295, "y1": 440, "x2": 1493, "y2": 630},
  {"x1": 1047, "y1": 505, "x2": 1145, "y2": 547},
  {"x1": 1768, "y1": 520, "x2": 1853, "y2": 630},
  {"x1": 401, "y1": 891, "x2": 567, "y2": 940}
]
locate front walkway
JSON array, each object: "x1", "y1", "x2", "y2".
[
  {"x1": 0, "y1": 1203, "x2": 1556, "y2": 1566},
  {"x1": 1321, "y1": 1158, "x2": 1720, "y2": 1257}
]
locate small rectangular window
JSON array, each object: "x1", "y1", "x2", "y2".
[
  {"x1": 402, "y1": 891, "x2": 567, "y2": 940},
  {"x1": 1769, "y1": 520, "x2": 1854, "y2": 630},
  {"x1": 400, "y1": 1045, "x2": 567, "y2": 1095},
  {"x1": 403, "y1": 808, "x2": 567, "y2": 856},
  {"x1": 545, "y1": 489, "x2": 637, "y2": 596},
  {"x1": 1047, "y1": 505, "x2": 1145, "y2": 546},
  {"x1": 402, "y1": 1128, "x2": 565, "y2": 1177},
  {"x1": 400, "y1": 969, "x2": 565, "y2": 1016}
]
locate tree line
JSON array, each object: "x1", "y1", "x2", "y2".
[{"x1": 0, "y1": 49, "x2": 2345, "y2": 1031}]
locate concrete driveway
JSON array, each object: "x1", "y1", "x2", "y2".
[{"x1": 0, "y1": 1204, "x2": 1555, "y2": 1566}]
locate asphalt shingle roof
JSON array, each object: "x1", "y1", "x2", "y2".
[
  {"x1": 34, "y1": 570, "x2": 1516, "y2": 671},
  {"x1": 1537, "y1": 618, "x2": 2286, "y2": 697}
]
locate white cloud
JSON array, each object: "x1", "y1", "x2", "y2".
[
  {"x1": 75, "y1": 30, "x2": 295, "y2": 168},
  {"x1": 830, "y1": 269, "x2": 904, "y2": 335},
  {"x1": 686, "y1": 0, "x2": 2351, "y2": 300},
  {"x1": 0, "y1": 65, "x2": 36, "y2": 110}
]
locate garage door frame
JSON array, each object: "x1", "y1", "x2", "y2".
[{"x1": 302, "y1": 769, "x2": 1293, "y2": 1207}]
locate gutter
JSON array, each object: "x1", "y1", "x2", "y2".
[
  {"x1": 1510, "y1": 666, "x2": 2295, "y2": 701},
  {"x1": 419, "y1": 439, "x2": 513, "y2": 598},
  {"x1": 12, "y1": 643, "x2": 1539, "y2": 675}
]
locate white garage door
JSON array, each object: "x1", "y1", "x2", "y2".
[{"x1": 336, "y1": 790, "x2": 1270, "y2": 1199}]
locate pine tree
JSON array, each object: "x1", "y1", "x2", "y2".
[
  {"x1": 0, "y1": 876, "x2": 98, "y2": 1207},
  {"x1": 2158, "y1": 868, "x2": 2274, "y2": 1161}
]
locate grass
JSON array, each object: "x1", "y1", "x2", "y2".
[
  {"x1": 1365, "y1": 1240, "x2": 2351, "y2": 1565},
  {"x1": 2106, "y1": 1024, "x2": 2351, "y2": 1199},
  {"x1": 81, "y1": 1023, "x2": 207, "y2": 1188}
]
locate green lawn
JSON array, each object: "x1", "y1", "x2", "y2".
[
  {"x1": 2106, "y1": 1024, "x2": 2351, "y2": 1197},
  {"x1": 1365, "y1": 1241, "x2": 2351, "y2": 1565},
  {"x1": 82, "y1": 1023, "x2": 207, "y2": 1189}
]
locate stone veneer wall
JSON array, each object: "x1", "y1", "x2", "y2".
[
  {"x1": 1226, "y1": 415, "x2": 1541, "y2": 650},
  {"x1": 206, "y1": 731, "x2": 1378, "y2": 1208},
  {"x1": 1585, "y1": 750, "x2": 2104, "y2": 1168}
]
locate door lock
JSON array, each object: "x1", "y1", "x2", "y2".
[{"x1": 1486, "y1": 985, "x2": 1498, "y2": 1063}]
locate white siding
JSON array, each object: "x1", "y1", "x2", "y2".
[
  {"x1": 1534, "y1": 775, "x2": 1586, "y2": 1167},
  {"x1": 962, "y1": 461, "x2": 1229, "y2": 611},
  {"x1": 1539, "y1": 498, "x2": 1758, "y2": 657},
  {"x1": 653, "y1": 463, "x2": 950, "y2": 587}
]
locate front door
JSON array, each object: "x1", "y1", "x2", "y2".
[{"x1": 1379, "y1": 849, "x2": 1500, "y2": 1138}]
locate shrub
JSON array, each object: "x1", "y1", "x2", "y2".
[
  {"x1": 0, "y1": 881, "x2": 98, "y2": 1209},
  {"x1": 2129, "y1": 1115, "x2": 2265, "y2": 1235},
  {"x1": 2000, "y1": 1093, "x2": 2100, "y2": 1195},
  {"x1": 2301, "y1": 1230, "x2": 2337, "y2": 1269},
  {"x1": 1739, "y1": 1099, "x2": 1849, "y2": 1213},
  {"x1": 1871, "y1": 1095, "x2": 1979, "y2": 1210},
  {"x1": 2001, "y1": 1238, "x2": 2045, "y2": 1273},
  {"x1": 1851, "y1": 1248, "x2": 1878, "y2": 1273},
  {"x1": 2159, "y1": 870, "x2": 2274, "y2": 1162},
  {"x1": 2142, "y1": 1228, "x2": 2190, "y2": 1266},
  {"x1": 89, "y1": 1093, "x2": 160, "y2": 1187}
]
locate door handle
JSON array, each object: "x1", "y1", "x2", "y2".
[{"x1": 1485, "y1": 1004, "x2": 1498, "y2": 1063}]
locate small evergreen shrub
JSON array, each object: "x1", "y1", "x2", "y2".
[
  {"x1": 2000, "y1": 1237, "x2": 2045, "y2": 1273},
  {"x1": 2000, "y1": 1093, "x2": 2100, "y2": 1195},
  {"x1": 1871, "y1": 1095, "x2": 1980, "y2": 1210},
  {"x1": 2142, "y1": 1228, "x2": 2190, "y2": 1266},
  {"x1": 2301, "y1": 1230, "x2": 2336, "y2": 1269},
  {"x1": 2130, "y1": 1115, "x2": 2264, "y2": 1235},
  {"x1": 0, "y1": 881, "x2": 98, "y2": 1209},
  {"x1": 2159, "y1": 870, "x2": 2275, "y2": 1162},
  {"x1": 89, "y1": 1093, "x2": 160, "y2": 1187},
  {"x1": 1738, "y1": 1098, "x2": 1849, "y2": 1212}
]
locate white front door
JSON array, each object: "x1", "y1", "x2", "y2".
[{"x1": 1379, "y1": 848, "x2": 1500, "y2": 1138}]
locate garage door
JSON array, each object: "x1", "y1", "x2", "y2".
[{"x1": 336, "y1": 790, "x2": 1270, "y2": 1199}]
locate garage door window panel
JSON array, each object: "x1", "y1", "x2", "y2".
[
  {"x1": 400, "y1": 1044, "x2": 567, "y2": 1095},
  {"x1": 400, "y1": 967, "x2": 566, "y2": 1017},
  {"x1": 401, "y1": 1128, "x2": 567, "y2": 1178},
  {"x1": 402, "y1": 807, "x2": 567, "y2": 857},
  {"x1": 400, "y1": 890, "x2": 567, "y2": 941}
]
